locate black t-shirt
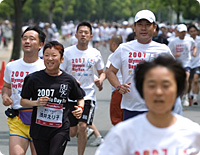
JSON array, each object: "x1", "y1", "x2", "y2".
[{"x1": 21, "y1": 70, "x2": 85, "y2": 140}]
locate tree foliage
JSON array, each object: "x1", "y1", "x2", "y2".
[{"x1": 0, "y1": 0, "x2": 200, "y2": 59}]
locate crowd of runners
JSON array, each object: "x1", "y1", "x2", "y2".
[{"x1": 1, "y1": 9, "x2": 200, "y2": 155}]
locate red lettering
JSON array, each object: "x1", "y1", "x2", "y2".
[
  {"x1": 15, "y1": 71, "x2": 19, "y2": 77},
  {"x1": 20, "y1": 71, "x2": 24, "y2": 77},
  {"x1": 143, "y1": 150, "x2": 150, "y2": 155},
  {"x1": 26, "y1": 72, "x2": 29, "y2": 76},
  {"x1": 143, "y1": 52, "x2": 146, "y2": 58},
  {"x1": 152, "y1": 150, "x2": 159, "y2": 155},
  {"x1": 75, "y1": 58, "x2": 78, "y2": 63},
  {"x1": 134, "y1": 151, "x2": 140, "y2": 155},
  {"x1": 72, "y1": 59, "x2": 74, "y2": 63},
  {"x1": 11, "y1": 71, "x2": 14, "y2": 77},
  {"x1": 138, "y1": 52, "x2": 141, "y2": 57},
  {"x1": 129, "y1": 52, "x2": 132, "y2": 57},
  {"x1": 162, "y1": 149, "x2": 167, "y2": 155},
  {"x1": 133, "y1": 52, "x2": 136, "y2": 57},
  {"x1": 79, "y1": 58, "x2": 81, "y2": 63}
]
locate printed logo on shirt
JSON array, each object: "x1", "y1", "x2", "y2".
[
  {"x1": 128, "y1": 51, "x2": 146, "y2": 75},
  {"x1": 133, "y1": 147, "x2": 191, "y2": 155},
  {"x1": 59, "y1": 84, "x2": 68, "y2": 97},
  {"x1": 71, "y1": 57, "x2": 95, "y2": 78},
  {"x1": 176, "y1": 44, "x2": 184, "y2": 53},
  {"x1": 11, "y1": 71, "x2": 29, "y2": 91}
]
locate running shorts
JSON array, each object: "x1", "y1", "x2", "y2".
[{"x1": 7, "y1": 116, "x2": 32, "y2": 141}]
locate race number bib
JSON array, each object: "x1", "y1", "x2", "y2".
[{"x1": 36, "y1": 103, "x2": 63, "y2": 127}]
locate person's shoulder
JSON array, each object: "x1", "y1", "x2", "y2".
[
  {"x1": 175, "y1": 114, "x2": 200, "y2": 131},
  {"x1": 27, "y1": 70, "x2": 44, "y2": 79},
  {"x1": 185, "y1": 35, "x2": 195, "y2": 41},
  {"x1": 150, "y1": 41, "x2": 170, "y2": 50},
  {"x1": 6, "y1": 58, "x2": 23, "y2": 68},
  {"x1": 64, "y1": 45, "x2": 76, "y2": 52},
  {"x1": 114, "y1": 113, "x2": 146, "y2": 131},
  {"x1": 88, "y1": 46, "x2": 101, "y2": 54},
  {"x1": 61, "y1": 71, "x2": 76, "y2": 81}
]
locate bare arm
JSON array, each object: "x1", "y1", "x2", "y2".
[
  {"x1": 94, "y1": 69, "x2": 106, "y2": 91},
  {"x1": 2, "y1": 82, "x2": 13, "y2": 106},
  {"x1": 20, "y1": 96, "x2": 49, "y2": 107},
  {"x1": 106, "y1": 64, "x2": 130, "y2": 94},
  {"x1": 72, "y1": 98, "x2": 84, "y2": 119},
  {"x1": 192, "y1": 46, "x2": 197, "y2": 57}
]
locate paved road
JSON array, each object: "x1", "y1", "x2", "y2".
[{"x1": 0, "y1": 39, "x2": 200, "y2": 155}]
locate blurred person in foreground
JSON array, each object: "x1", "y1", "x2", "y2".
[{"x1": 96, "y1": 55, "x2": 200, "y2": 155}]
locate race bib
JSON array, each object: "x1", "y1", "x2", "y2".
[{"x1": 36, "y1": 103, "x2": 63, "y2": 127}]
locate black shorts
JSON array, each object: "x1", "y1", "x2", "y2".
[
  {"x1": 68, "y1": 100, "x2": 95, "y2": 127},
  {"x1": 189, "y1": 67, "x2": 200, "y2": 79},
  {"x1": 33, "y1": 132, "x2": 68, "y2": 155}
]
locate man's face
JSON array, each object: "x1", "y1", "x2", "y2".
[
  {"x1": 21, "y1": 30, "x2": 42, "y2": 53},
  {"x1": 178, "y1": 31, "x2": 186, "y2": 40},
  {"x1": 75, "y1": 26, "x2": 92, "y2": 46},
  {"x1": 188, "y1": 27, "x2": 198, "y2": 39},
  {"x1": 134, "y1": 19, "x2": 156, "y2": 44}
]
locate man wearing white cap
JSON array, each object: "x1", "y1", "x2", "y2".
[
  {"x1": 168, "y1": 24, "x2": 197, "y2": 107},
  {"x1": 106, "y1": 10, "x2": 174, "y2": 120}
]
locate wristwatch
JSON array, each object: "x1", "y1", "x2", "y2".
[{"x1": 116, "y1": 85, "x2": 121, "y2": 91}]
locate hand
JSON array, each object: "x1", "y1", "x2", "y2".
[
  {"x1": 174, "y1": 52, "x2": 181, "y2": 57},
  {"x1": 94, "y1": 78, "x2": 103, "y2": 91},
  {"x1": 76, "y1": 80, "x2": 81, "y2": 85},
  {"x1": 72, "y1": 105, "x2": 83, "y2": 119},
  {"x1": 192, "y1": 52, "x2": 196, "y2": 57},
  {"x1": 118, "y1": 83, "x2": 131, "y2": 94},
  {"x1": 2, "y1": 94, "x2": 13, "y2": 106},
  {"x1": 37, "y1": 96, "x2": 49, "y2": 106}
]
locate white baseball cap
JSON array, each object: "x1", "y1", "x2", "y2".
[
  {"x1": 134, "y1": 10, "x2": 156, "y2": 23},
  {"x1": 177, "y1": 24, "x2": 187, "y2": 32}
]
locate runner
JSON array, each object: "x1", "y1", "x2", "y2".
[
  {"x1": 2, "y1": 26, "x2": 46, "y2": 155},
  {"x1": 168, "y1": 24, "x2": 197, "y2": 106},
  {"x1": 106, "y1": 9, "x2": 174, "y2": 120},
  {"x1": 188, "y1": 24, "x2": 200, "y2": 105},
  {"x1": 60, "y1": 21, "x2": 106, "y2": 155},
  {"x1": 20, "y1": 41, "x2": 85, "y2": 155}
]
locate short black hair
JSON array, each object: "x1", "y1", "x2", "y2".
[
  {"x1": 134, "y1": 54, "x2": 186, "y2": 98},
  {"x1": 21, "y1": 26, "x2": 46, "y2": 43},
  {"x1": 43, "y1": 41, "x2": 64, "y2": 58},
  {"x1": 76, "y1": 21, "x2": 92, "y2": 34},
  {"x1": 187, "y1": 24, "x2": 198, "y2": 32}
]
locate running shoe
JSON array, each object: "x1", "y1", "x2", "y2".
[
  {"x1": 192, "y1": 99, "x2": 198, "y2": 105},
  {"x1": 90, "y1": 137, "x2": 104, "y2": 146},
  {"x1": 87, "y1": 128, "x2": 94, "y2": 139},
  {"x1": 182, "y1": 96, "x2": 189, "y2": 107}
]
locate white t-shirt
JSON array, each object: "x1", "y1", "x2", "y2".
[
  {"x1": 96, "y1": 113, "x2": 200, "y2": 155},
  {"x1": 4, "y1": 58, "x2": 45, "y2": 109},
  {"x1": 92, "y1": 28, "x2": 100, "y2": 42},
  {"x1": 106, "y1": 53, "x2": 123, "y2": 92},
  {"x1": 191, "y1": 36, "x2": 200, "y2": 69},
  {"x1": 60, "y1": 45, "x2": 104, "y2": 101},
  {"x1": 168, "y1": 36, "x2": 196, "y2": 68},
  {"x1": 110, "y1": 40, "x2": 172, "y2": 111}
]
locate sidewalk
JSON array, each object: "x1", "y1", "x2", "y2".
[{"x1": 0, "y1": 41, "x2": 13, "y2": 69}]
